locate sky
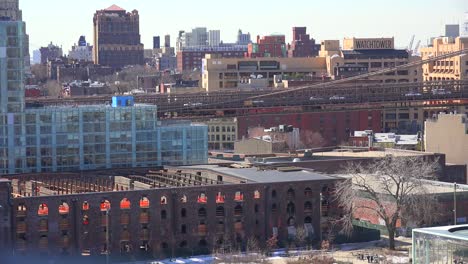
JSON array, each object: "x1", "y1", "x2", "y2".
[{"x1": 21, "y1": 0, "x2": 467, "y2": 53}]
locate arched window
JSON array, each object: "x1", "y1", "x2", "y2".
[
  {"x1": 180, "y1": 195, "x2": 187, "y2": 203},
  {"x1": 199, "y1": 239, "x2": 208, "y2": 247},
  {"x1": 216, "y1": 206, "x2": 225, "y2": 217},
  {"x1": 272, "y1": 190, "x2": 277, "y2": 198},
  {"x1": 82, "y1": 215, "x2": 89, "y2": 225},
  {"x1": 304, "y1": 201, "x2": 312, "y2": 212},
  {"x1": 254, "y1": 190, "x2": 261, "y2": 199},
  {"x1": 287, "y1": 188, "x2": 295, "y2": 200},
  {"x1": 304, "y1": 188, "x2": 312, "y2": 198},
  {"x1": 197, "y1": 192, "x2": 207, "y2": 204},
  {"x1": 120, "y1": 198, "x2": 131, "y2": 210},
  {"x1": 160, "y1": 196, "x2": 168, "y2": 205},
  {"x1": 17, "y1": 204, "x2": 27, "y2": 212},
  {"x1": 161, "y1": 210, "x2": 167, "y2": 220},
  {"x1": 304, "y1": 216, "x2": 312, "y2": 223},
  {"x1": 181, "y1": 224, "x2": 187, "y2": 234},
  {"x1": 179, "y1": 241, "x2": 187, "y2": 248},
  {"x1": 198, "y1": 207, "x2": 207, "y2": 218},
  {"x1": 100, "y1": 200, "x2": 111, "y2": 212},
  {"x1": 234, "y1": 205, "x2": 243, "y2": 216},
  {"x1": 139, "y1": 197, "x2": 150, "y2": 208},
  {"x1": 234, "y1": 191, "x2": 244, "y2": 202},
  {"x1": 216, "y1": 192, "x2": 225, "y2": 203},
  {"x1": 271, "y1": 203, "x2": 277, "y2": 213},
  {"x1": 38, "y1": 203, "x2": 49, "y2": 216},
  {"x1": 287, "y1": 202, "x2": 295, "y2": 215},
  {"x1": 254, "y1": 204, "x2": 259, "y2": 213},
  {"x1": 82, "y1": 201, "x2": 90, "y2": 211},
  {"x1": 58, "y1": 202, "x2": 69, "y2": 215},
  {"x1": 287, "y1": 217, "x2": 295, "y2": 226},
  {"x1": 181, "y1": 208, "x2": 187, "y2": 218}
]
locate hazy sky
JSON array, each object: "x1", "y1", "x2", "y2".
[{"x1": 22, "y1": 0, "x2": 467, "y2": 53}]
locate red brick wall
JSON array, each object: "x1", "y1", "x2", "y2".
[{"x1": 237, "y1": 110, "x2": 382, "y2": 147}]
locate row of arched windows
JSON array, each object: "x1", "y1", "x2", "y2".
[{"x1": 19, "y1": 186, "x2": 320, "y2": 216}]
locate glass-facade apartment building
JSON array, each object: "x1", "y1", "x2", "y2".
[
  {"x1": 0, "y1": 103, "x2": 208, "y2": 174},
  {"x1": 0, "y1": 12, "x2": 208, "y2": 175},
  {"x1": 413, "y1": 225, "x2": 468, "y2": 264}
]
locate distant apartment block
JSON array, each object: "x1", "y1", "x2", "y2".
[
  {"x1": 205, "y1": 118, "x2": 237, "y2": 150},
  {"x1": 208, "y1": 30, "x2": 220, "y2": 46},
  {"x1": 93, "y1": 5, "x2": 144, "y2": 68},
  {"x1": 68, "y1": 36, "x2": 93, "y2": 62},
  {"x1": 288, "y1": 27, "x2": 320, "y2": 57},
  {"x1": 236, "y1": 29, "x2": 251, "y2": 45},
  {"x1": 39, "y1": 42, "x2": 62, "y2": 64},
  {"x1": 247, "y1": 35, "x2": 287, "y2": 58},
  {"x1": 177, "y1": 45, "x2": 247, "y2": 72}
]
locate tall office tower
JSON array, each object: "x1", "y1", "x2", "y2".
[
  {"x1": 236, "y1": 29, "x2": 251, "y2": 45},
  {"x1": 445, "y1": 24, "x2": 460, "y2": 38},
  {"x1": 153, "y1": 36, "x2": 160, "y2": 49},
  {"x1": 0, "y1": 0, "x2": 21, "y2": 20},
  {"x1": 93, "y1": 4, "x2": 144, "y2": 68},
  {"x1": 191, "y1": 27, "x2": 208, "y2": 46},
  {"x1": 0, "y1": 0, "x2": 29, "y2": 69},
  {"x1": 463, "y1": 12, "x2": 468, "y2": 36},
  {"x1": 0, "y1": 0, "x2": 27, "y2": 113},
  {"x1": 208, "y1": 30, "x2": 220, "y2": 46},
  {"x1": 164, "y1": 34, "x2": 170, "y2": 48}
]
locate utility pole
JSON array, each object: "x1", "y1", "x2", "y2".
[
  {"x1": 454, "y1": 183, "x2": 457, "y2": 225},
  {"x1": 106, "y1": 207, "x2": 110, "y2": 264}
]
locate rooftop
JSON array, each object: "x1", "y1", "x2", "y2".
[
  {"x1": 183, "y1": 164, "x2": 340, "y2": 183},
  {"x1": 414, "y1": 225, "x2": 468, "y2": 241},
  {"x1": 104, "y1": 4, "x2": 125, "y2": 12}
]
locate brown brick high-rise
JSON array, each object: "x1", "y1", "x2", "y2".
[{"x1": 93, "y1": 5, "x2": 144, "y2": 68}]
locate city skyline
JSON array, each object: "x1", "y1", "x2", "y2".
[{"x1": 23, "y1": 0, "x2": 466, "y2": 53}]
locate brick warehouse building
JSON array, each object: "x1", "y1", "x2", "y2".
[
  {"x1": 237, "y1": 110, "x2": 382, "y2": 146},
  {"x1": 0, "y1": 165, "x2": 342, "y2": 262}
]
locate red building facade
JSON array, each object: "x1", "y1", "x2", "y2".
[
  {"x1": 237, "y1": 110, "x2": 383, "y2": 147},
  {"x1": 246, "y1": 35, "x2": 286, "y2": 58}
]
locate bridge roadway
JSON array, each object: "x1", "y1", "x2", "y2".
[{"x1": 26, "y1": 80, "x2": 468, "y2": 118}]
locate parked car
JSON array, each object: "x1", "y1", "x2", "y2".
[
  {"x1": 404, "y1": 92, "x2": 422, "y2": 97},
  {"x1": 432, "y1": 88, "x2": 451, "y2": 95},
  {"x1": 309, "y1": 96, "x2": 324, "y2": 101},
  {"x1": 329, "y1": 95, "x2": 346, "y2": 100}
]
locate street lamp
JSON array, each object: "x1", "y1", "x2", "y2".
[{"x1": 454, "y1": 183, "x2": 457, "y2": 225}]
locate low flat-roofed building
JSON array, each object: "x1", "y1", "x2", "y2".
[
  {"x1": 413, "y1": 225, "x2": 468, "y2": 263},
  {"x1": 202, "y1": 54, "x2": 327, "y2": 91},
  {"x1": 321, "y1": 37, "x2": 422, "y2": 83}
]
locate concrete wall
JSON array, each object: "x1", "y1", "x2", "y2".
[
  {"x1": 234, "y1": 138, "x2": 273, "y2": 155},
  {"x1": 425, "y1": 114, "x2": 468, "y2": 178}
]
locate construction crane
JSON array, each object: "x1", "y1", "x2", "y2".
[
  {"x1": 408, "y1": 35, "x2": 415, "y2": 51},
  {"x1": 413, "y1": 40, "x2": 421, "y2": 56}
]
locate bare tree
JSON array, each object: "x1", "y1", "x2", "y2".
[
  {"x1": 300, "y1": 130, "x2": 326, "y2": 149},
  {"x1": 43, "y1": 80, "x2": 62, "y2": 97},
  {"x1": 294, "y1": 226, "x2": 307, "y2": 249},
  {"x1": 31, "y1": 64, "x2": 48, "y2": 84},
  {"x1": 246, "y1": 236, "x2": 260, "y2": 253},
  {"x1": 334, "y1": 155, "x2": 440, "y2": 250}
]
